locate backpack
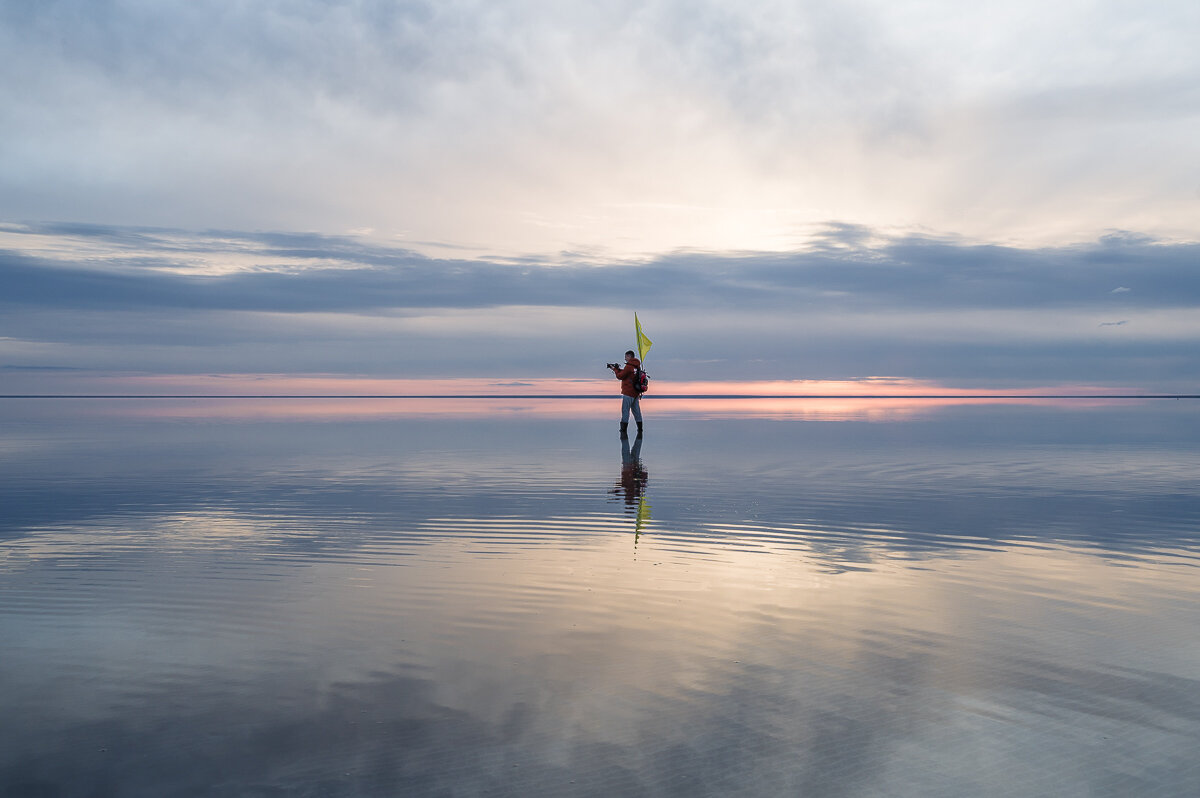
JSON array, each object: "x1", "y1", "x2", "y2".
[{"x1": 633, "y1": 368, "x2": 649, "y2": 395}]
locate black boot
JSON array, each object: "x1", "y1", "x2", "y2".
[
  {"x1": 619, "y1": 422, "x2": 629, "y2": 438},
  {"x1": 636, "y1": 422, "x2": 643, "y2": 436}
]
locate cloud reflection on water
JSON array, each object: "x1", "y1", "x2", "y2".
[
  {"x1": 3, "y1": 402, "x2": 1200, "y2": 795},
  {"x1": 4, "y1": 509, "x2": 1198, "y2": 796}
]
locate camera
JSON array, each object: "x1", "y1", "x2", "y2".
[{"x1": 606, "y1": 363, "x2": 620, "y2": 370}]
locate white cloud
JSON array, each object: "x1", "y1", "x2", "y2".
[{"x1": 2, "y1": 1, "x2": 1198, "y2": 256}]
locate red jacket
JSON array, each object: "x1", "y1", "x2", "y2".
[{"x1": 614, "y1": 358, "x2": 641, "y2": 397}]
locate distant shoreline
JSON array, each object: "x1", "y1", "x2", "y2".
[{"x1": 3, "y1": 394, "x2": 1198, "y2": 400}]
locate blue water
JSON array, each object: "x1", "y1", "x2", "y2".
[{"x1": 2, "y1": 399, "x2": 1199, "y2": 796}]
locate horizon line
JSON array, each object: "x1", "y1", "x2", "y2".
[{"x1": 3, "y1": 394, "x2": 1199, "y2": 400}]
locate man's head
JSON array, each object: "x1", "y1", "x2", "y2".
[{"x1": 625, "y1": 350, "x2": 636, "y2": 362}]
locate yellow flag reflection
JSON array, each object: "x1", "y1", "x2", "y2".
[{"x1": 634, "y1": 494, "x2": 651, "y2": 544}]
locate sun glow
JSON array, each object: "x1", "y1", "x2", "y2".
[
  {"x1": 7, "y1": 372, "x2": 1152, "y2": 422},
  {"x1": 42, "y1": 373, "x2": 1132, "y2": 398}
]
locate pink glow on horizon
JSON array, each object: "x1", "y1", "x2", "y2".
[
  {"x1": 76, "y1": 374, "x2": 614, "y2": 396},
  {"x1": 46, "y1": 394, "x2": 1151, "y2": 422},
  {"x1": 643, "y1": 378, "x2": 1129, "y2": 397},
  {"x1": 35, "y1": 373, "x2": 1135, "y2": 398}
]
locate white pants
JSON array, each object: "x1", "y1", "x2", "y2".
[{"x1": 621, "y1": 395, "x2": 642, "y2": 423}]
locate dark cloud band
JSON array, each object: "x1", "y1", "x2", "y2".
[{"x1": 3, "y1": 224, "x2": 1197, "y2": 314}]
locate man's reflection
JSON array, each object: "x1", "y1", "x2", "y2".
[
  {"x1": 611, "y1": 435, "x2": 651, "y2": 543},
  {"x1": 614, "y1": 434, "x2": 647, "y2": 507}
]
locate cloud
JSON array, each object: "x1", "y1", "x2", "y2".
[
  {"x1": 2, "y1": 0, "x2": 1199, "y2": 388},
  {"x1": 4, "y1": 223, "x2": 1200, "y2": 315},
  {"x1": 3, "y1": 222, "x2": 1200, "y2": 390},
  {"x1": 1099, "y1": 320, "x2": 1129, "y2": 327},
  {"x1": 2, "y1": 2, "x2": 1198, "y2": 254}
]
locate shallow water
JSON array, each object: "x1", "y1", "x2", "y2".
[{"x1": 2, "y1": 399, "x2": 1199, "y2": 796}]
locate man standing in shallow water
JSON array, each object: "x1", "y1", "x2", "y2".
[{"x1": 611, "y1": 350, "x2": 643, "y2": 438}]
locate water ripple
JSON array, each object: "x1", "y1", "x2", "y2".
[{"x1": 3, "y1": 407, "x2": 1200, "y2": 795}]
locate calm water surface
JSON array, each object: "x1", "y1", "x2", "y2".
[{"x1": 2, "y1": 399, "x2": 1199, "y2": 797}]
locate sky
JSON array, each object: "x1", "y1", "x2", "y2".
[{"x1": 2, "y1": 0, "x2": 1199, "y2": 394}]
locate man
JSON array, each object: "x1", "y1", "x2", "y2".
[{"x1": 610, "y1": 350, "x2": 643, "y2": 438}]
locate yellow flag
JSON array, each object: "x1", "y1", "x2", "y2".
[{"x1": 635, "y1": 313, "x2": 653, "y2": 363}]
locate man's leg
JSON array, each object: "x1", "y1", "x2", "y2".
[
  {"x1": 621, "y1": 396, "x2": 631, "y2": 436},
  {"x1": 632, "y1": 396, "x2": 643, "y2": 435}
]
